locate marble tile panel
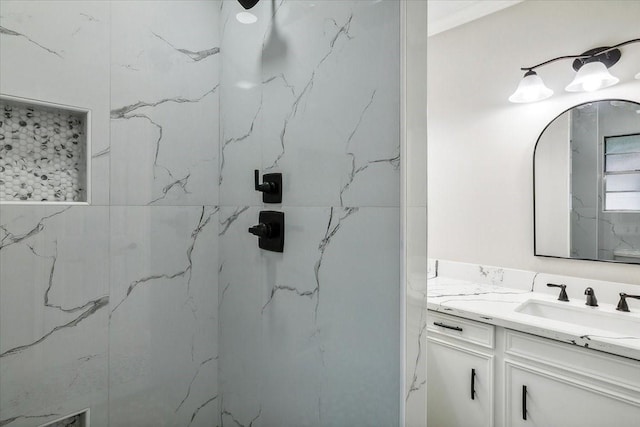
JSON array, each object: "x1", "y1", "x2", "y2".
[
  {"x1": 108, "y1": 205, "x2": 218, "y2": 427},
  {"x1": 315, "y1": 207, "x2": 400, "y2": 426},
  {"x1": 110, "y1": 94, "x2": 219, "y2": 206},
  {"x1": 257, "y1": 0, "x2": 400, "y2": 208},
  {"x1": 405, "y1": 296, "x2": 427, "y2": 427},
  {"x1": 219, "y1": 206, "x2": 400, "y2": 426},
  {"x1": 570, "y1": 206, "x2": 597, "y2": 259},
  {"x1": 110, "y1": 0, "x2": 220, "y2": 206},
  {"x1": 218, "y1": 205, "x2": 263, "y2": 427},
  {"x1": 217, "y1": 1, "x2": 268, "y2": 207},
  {"x1": 0, "y1": 1, "x2": 111, "y2": 204},
  {"x1": 598, "y1": 212, "x2": 640, "y2": 261},
  {"x1": 257, "y1": 207, "x2": 340, "y2": 427},
  {"x1": 0, "y1": 205, "x2": 109, "y2": 426}
]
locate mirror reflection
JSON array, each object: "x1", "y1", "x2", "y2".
[{"x1": 534, "y1": 99, "x2": 640, "y2": 264}]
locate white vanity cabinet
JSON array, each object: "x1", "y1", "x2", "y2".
[
  {"x1": 427, "y1": 311, "x2": 640, "y2": 427},
  {"x1": 505, "y1": 364, "x2": 639, "y2": 427},
  {"x1": 427, "y1": 311, "x2": 496, "y2": 427},
  {"x1": 504, "y1": 330, "x2": 640, "y2": 427}
]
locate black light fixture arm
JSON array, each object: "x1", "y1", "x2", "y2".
[{"x1": 520, "y1": 38, "x2": 640, "y2": 72}]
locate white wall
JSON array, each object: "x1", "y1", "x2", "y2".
[{"x1": 428, "y1": 0, "x2": 640, "y2": 285}]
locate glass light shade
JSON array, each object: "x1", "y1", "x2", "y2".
[
  {"x1": 565, "y1": 61, "x2": 619, "y2": 92},
  {"x1": 636, "y1": 71, "x2": 640, "y2": 80},
  {"x1": 508, "y1": 71, "x2": 554, "y2": 103}
]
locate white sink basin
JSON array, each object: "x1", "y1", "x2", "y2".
[{"x1": 515, "y1": 300, "x2": 640, "y2": 337}]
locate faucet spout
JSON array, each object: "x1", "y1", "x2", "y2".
[{"x1": 584, "y1": 287, "x2": 598, "y2": 307}]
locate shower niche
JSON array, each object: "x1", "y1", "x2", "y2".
[
  {"x1": 38, "y1": 409, "x2": 89, "y2": 427},
  {"x1": 0, "y1": 95, "x2": 90, "y2": 204}
]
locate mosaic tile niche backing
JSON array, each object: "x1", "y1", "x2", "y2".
[{"x1": 0, "y1": 98, "x2": 88, "y2": 202}]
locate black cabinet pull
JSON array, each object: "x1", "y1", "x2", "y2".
[
  {"x1": 433, "y1": 321, "x2": 463, "y2": 332},
  {"x1": 470, "y1": 368, "x2": 476, "y2": 400},
  {"x1": 522, "y1": 385, "x2": 528, "y2": 421}
]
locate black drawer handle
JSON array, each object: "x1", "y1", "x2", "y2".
[
  {"x1": 522, "y1": 385, "x2": 527, "y2": 421},
  {"x1": 433, "y1": 321, "x2": 463, "y2": 332},
  {"x1": 471, "y1": 368, "x2": 476, "y2": 400}
]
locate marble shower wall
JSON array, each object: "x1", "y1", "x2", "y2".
[
  {"x1": 1, "y1": 1, "x2": 402, "y2": 426},
  {"x1": 1, "y1": 1, "x2": 220, "y2": 426},
  {"x1": 218, "y1": 1, "x2": 401, "y2": 426}
]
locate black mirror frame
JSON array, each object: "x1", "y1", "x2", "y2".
[{"x1": 533, "y1": 98, "x2": 640, "y2": 264}]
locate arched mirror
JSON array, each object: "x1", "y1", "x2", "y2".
[{"x1": 534, "y1": 99, "x2": 640, "y2": 264}]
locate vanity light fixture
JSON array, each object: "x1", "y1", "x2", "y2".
[
  {"x1": 508, "y1": 70, "x2": 553, "y2": 103},
  {"x1": 565, "y1": 60, "x2": 619, "y2": 92},
  {"x1": 565, "y1": 46, "x2": 620, "y2": 92},
  {"x1": 509, "y1": 38, "x2": 640, "y2": 103}
]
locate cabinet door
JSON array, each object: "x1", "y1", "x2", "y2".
[
  {"x1": 506, "y1": 363, "x2": 640, "y2": 427},
  {"x1": 427, "y1": 338, "x2": 494, "y2": 427}
]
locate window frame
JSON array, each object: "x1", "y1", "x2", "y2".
[{"x1": 603, "y1": 132, "x2": 640, "y2": 212}]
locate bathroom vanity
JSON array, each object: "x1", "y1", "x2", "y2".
[{"x1": 426, "y1": 275, "x2": 640, "y2": 427}]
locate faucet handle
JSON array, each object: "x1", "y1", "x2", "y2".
[
  {"x1": 547, "y1": 283, "x2": 569, "y2": 302},
  {"x1": 584, "y1": 287, "x2": 598, "y2": 307},
  {"x1": 254, "y1": 169, "x2": 282, "y2": 203},
  {"x1": 254, "y1": 169, "x2": 277, "y2": 193},
  {"x1": 616, "y1": 293, "x2": 640, "y2": 312}
]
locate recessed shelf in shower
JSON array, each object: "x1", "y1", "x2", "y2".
[{"x1": 0, "y1": 94, "x2": 90, "y2": 204}]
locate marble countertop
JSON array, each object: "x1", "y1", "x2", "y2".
[{"x1": 427, "y1": 277, "x2": 640, "y2": 361}]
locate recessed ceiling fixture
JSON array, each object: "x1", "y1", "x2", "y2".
[
  {"x1": 236, "y1": 11, "x2": 257, "y2": 24},
  {"x1": 509, "y1": 38, "x2": 640, "y2": 103}
]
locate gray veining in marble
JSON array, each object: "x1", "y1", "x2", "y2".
[{"x1": 0, "y1": 25, "x2": 63, "y2": 58}]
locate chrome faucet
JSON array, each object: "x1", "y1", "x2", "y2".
[
  {"x1": 616, "y1": 293, "x2": 640, "y2": 312},
  {"x1": 584, "y1": 287, "x2": 598, "y2": 307}
]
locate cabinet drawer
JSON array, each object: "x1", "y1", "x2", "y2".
[
  {"x1": 427, "y1": 311, "x2": 495, "y2": 349},
  {"x1": 505, "y1": 330, "x2": 640, "y2": 393}
]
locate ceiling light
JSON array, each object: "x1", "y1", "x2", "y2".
[
  {"x1": 236, "y1": 80, "x2": 257, "y2": 89},
  {"x1": 236, "y1": 11, "x2": 257, "y2": 24},
  {"x1": 636, "y1": 72, "x2": 640, "y2": 80},
  {"x1": 509, "y1": 71, "x2": 553, "y2": 103}
]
